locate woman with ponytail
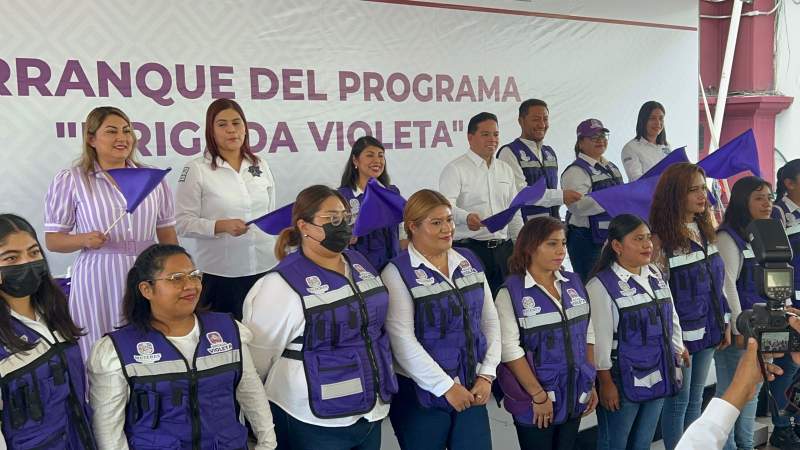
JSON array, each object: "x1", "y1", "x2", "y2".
[
  {"x1": 588, "y1": 214, "x2": 684, "y2": 450},
  {"x1": 88, "y1": 244, "x2": 276, "y2": 449},
  {"x1": 243, "y1": 185, "x2": 397, "y2": 450}
]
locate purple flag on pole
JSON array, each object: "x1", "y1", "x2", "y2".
[
  {"x1": 106, "y1": 168, "x2": 171, "y2": 213},
  {"x1": 481, "y1": 178, "x2": 547, "y2": 233},
  {"x1": 248, "y1": 202, "x2": 295, "y2": 235},
  {"x1": 640, "y1": 147, "x2": 689, "y2": 179},
  {"x1": 353, "y1": 178, "x2": 407, "y2": 237},
  {"x1": 698, "y1": 129, "x2": 761, "y2": 178}
]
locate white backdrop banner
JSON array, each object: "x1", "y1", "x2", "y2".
[{"x1": 0, "y1": 0, "x2": 699, "y2": 273}]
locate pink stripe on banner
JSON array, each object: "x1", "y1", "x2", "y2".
[{"x1": 364, "y1": 0, "x2": 698, "y2": 31}]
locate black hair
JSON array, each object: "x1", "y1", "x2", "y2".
[
  {"x1": 519, "y1": 99, "x2": 548, "y2": 119},
  {"x1": 635, "y1": 101, "x2": 667, "y2": 145},
  {"x1": 339, "y1": 136, "x2": 391, "y2": 190},
  {"x1": 776, "y1": 159, "x2": 800, "y2": 200},
  {"x1": 121, "y1": 244, "x2": 194, "y2": 331},
  {"x1": 721, "y1": 176, "x2": 772, "y2": 240},
  {"x1": 467, "y1": 112, "x2": 498, "y2": 134},
  {"x1": 588, "y1": 214, "x2": 648, "y2": 279},
  {"x1": 0, "y1": 214, "x2": 84, "y2": 352}
]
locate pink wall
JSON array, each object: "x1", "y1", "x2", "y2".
[{"x1": 699, "y1": 0, "x2": 791, "y2": 184}]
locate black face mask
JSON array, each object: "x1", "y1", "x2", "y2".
[
  {"x1": 0, "y1": 260, "x2": 49, "y2": 298},
  {"x1": 310, "y1": 222, "x2": 353, "y2": 253}
]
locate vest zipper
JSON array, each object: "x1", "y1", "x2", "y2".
[
  {"x1": 189, "y1": 372, "x2": 201, "y2": 450},
  {"x1": 446, "y1": 280, "x2": 477, "y2": 387},
  {"x1": 553, "y1": 307, "x2": 576, "y2": 419},
  {"x1": 348, "y1": 279, "x2": 382, "y2": 401}
]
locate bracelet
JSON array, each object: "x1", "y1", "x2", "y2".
[
  {"x1": 531, "y1": 389, "x2": 547, "y2": 404},
  {"x1": 476, "y1": 374, "x2": 494, "y2": 384}
]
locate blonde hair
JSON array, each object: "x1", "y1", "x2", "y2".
[
  {"x1": 403, "y1": 189, "x2": 451, "y2": 239},
  {"x1": 77, "y1": 106, "x2": 138, "y2": 175}
]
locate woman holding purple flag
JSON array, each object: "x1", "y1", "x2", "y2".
[
  {"x1": 44, "y1": 106, "x2": 177, "y2": 357},
  {"x1": 338, "y1": 136, "x2": 404, "y2": 271},
  {"x1": 175, "y1": 99, "x2": 277, "y2": 320},
  {"x1": 561, "y1": 119, "x2": 624, "y2": 283},
  {"x1": 382, "y1": 189, "x2": 500, "y2": 450},
  {"x1": 495, "y1": 216, "x2": 597, "y2": 449},
  {"x1": 243, "y1": 185, "x2": 397, "y2": 450},
  {"x1": 649, "y1": 163, "x2": 731, "y2": 450},
  {"x1": 587, "y1": 214, "x2": 683, "y2": 450}
]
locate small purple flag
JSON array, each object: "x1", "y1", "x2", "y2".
[
  {"x1": 106, "y1": 167, "x2": 171, "y2": 213},
  {"x1": 588, "y1": 175, "x2": 660, "y2": 222},
  {"x1": 481, "y1": 178, "x2": 547, "y2": 233},
  {"x1": 353, "y1": 178, "x2": 407, "y2": 237},
  {"x1": 640, "y1": 147, "x2": 689, "y2": 179},
  {"x1": 698, "y1": 129, "x2": 761, "y2": 178},
  {"x1": 248, "y1": 202, "x2": 295, "y2": 235}
]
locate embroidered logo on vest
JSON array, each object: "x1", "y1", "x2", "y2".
[
  {"x1": 521, "y1": 296, "x2": 541, "y2": 316},
  {"x1": 787, "y1": 213, "x2": 798, "y2": 226},
  {"x1": 415, "y1": 269, "x2": 434, "y2": 286},
  {"x1": 349, "y1": 198, "x2": 360, "y2": 214},
  {"x1": 206, "y1": 331, "x2": 233, "y2": 354},
  {"x1": 459, "y1": 259, "x2": 477, "y2": 276},
  {"x1": 353, "y1": 263, "x2": 374, "y2": 280},
  {"x1": 618, "y1": 280, "x2": 637, "y2": 297},
  {"x1": 657, "y1": 278, "x2": 668, "y2": 289},
  {"x1": 519, "y1": 151, "x2": 530, "y2": 162},
  {"x1": 305, "y1": 276, "x2": 330, "y2": 294},
  {"x1": 134, "y1": 341, "x2": 162, "y2": 363},
  {"x1": 19, "y1": 335, "x2": 28, "y2": 342},
  {"x1": 567, "y1": 288, "x2": 587, "y2": 306}
]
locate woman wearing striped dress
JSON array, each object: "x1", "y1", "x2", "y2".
[{"x1": 43, "y1": 106, "x2": 177, "y2": 357}]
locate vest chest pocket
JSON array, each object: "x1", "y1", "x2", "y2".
[
  {"x1": 539, "y1": 331, "x2": 564, "y2": 364},
  {"x1": 128, "y1": 433, "x2": 182, "y2": 450}
]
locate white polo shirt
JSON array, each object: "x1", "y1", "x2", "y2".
[
  {"x1": 621, "y1": 137, "x2": 672, "y2": 181},
  {"x1": 175, "y1": 154, "x2": 277, "y2": 277}
]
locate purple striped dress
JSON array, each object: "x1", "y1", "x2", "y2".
[{"x1": 44, "y1": 163, "x2": 176, "y2": 358}]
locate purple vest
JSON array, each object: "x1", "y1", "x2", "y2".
[
  {"x1": 718, "y1": 225, "x2": 763, "y2": 311},
  {"x1": 0, "y1": 318, "x2": 95, "y2": 450},
  {"x1": 496, "y1": 271, "x2": 596, "y2": 425},
  {"x1": 389, "y1": 248, "x2": 488, "y2": 410},
  {"x1": 666, "y1": 234, "x2": 730, "y2": 354},
  {"x1": 594, "y1": 267, "x2": 680, "y2": 402},
  {"x1": 773, "y1": 200, "x2": 800, "y2": 306},
  {"x1": 108, "y1": 312, "x2": 245, "y2": 450},
  {"x1": 338, "y1": 185, "x2": 401, "y2": 271},
  {"x1": 275, "y1": 249, "x2": 397, "y2": 418},
  {"x1": 564, "y1": 157, "x2": 624, "y2": 244},
  {"x1": 499, "y1": 139, "x2": 560, "y2": 220}
]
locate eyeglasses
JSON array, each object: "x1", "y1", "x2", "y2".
[
  {"x1": 589, "y1": 133, "x2": 609, "y2": 143},
  {"x1": 316, "y1": 212, "x2": 356, "y2": 226},
  {"x1": 149, "y1": 269, "x2": 203, "y2": 285},
  {"x1": 420, "y1": 217, "x2": 455, "y2": 231}
]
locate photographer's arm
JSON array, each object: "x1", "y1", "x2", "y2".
[{"x1": 676, "y1": 338, "x2": 783, "y2": 449}]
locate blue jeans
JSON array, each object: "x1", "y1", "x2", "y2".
[
  {"x1": 270, "y1": 402, "x2": 382, "y2": 450},
  {"x1": 661, "y1": 346, "x2": 715, "y2": 450},
  {"x1": 771, "y1": 354, "x2": 800, "y2": 428},
  {"x1": 714, "y1": 346, "x2": 761, "y2": 450},
  {"x1": 389, "y1": 376, "x2": 491, "y2": 450},
  {"x1": 597, "y1": 390, "x2": 665, "y2": 450},
  {"x1": 566, "y1": 225, "x2": 601, "y2": 283}
]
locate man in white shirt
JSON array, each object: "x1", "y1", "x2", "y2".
[
  {"x1": 439, "y1": 112, "x2": 523, "y2": 295},
  {"x1": 496, "y1": 99, "x2": 582, "y2": 220}
]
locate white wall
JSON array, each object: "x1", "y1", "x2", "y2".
[{"x1": 776, "y1": 1, "x2": 800, "y2": 168}]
